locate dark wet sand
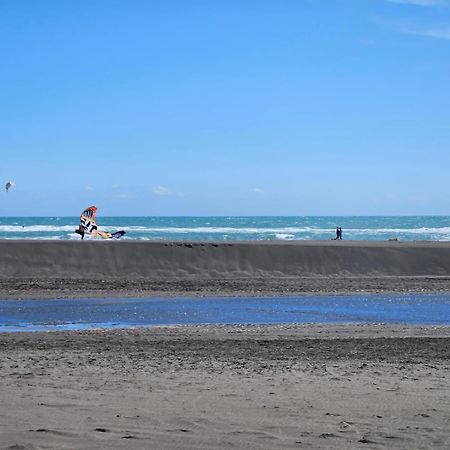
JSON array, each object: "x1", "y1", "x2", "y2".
[{"x1": 0, "y1": 324, "x2": 449, "y2": 449}]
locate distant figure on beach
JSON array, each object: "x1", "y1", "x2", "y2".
[
  {"x1": 335, "y1": 227, "x2": 340, "y2": 240},
  {"x1": 338, "y1": 227, "x2": 343, "y2": 240}
]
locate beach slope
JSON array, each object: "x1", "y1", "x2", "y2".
[{"x1": 1, "y1": 240, "x2": 450, "y2": 298}]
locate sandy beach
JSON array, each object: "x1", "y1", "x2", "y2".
[
  {"x1": 1, "y1": 240, "x2": 450, "y2": 298},
  {"x1": 1, "y1": 240, "x2": 449, "y2": 449},
  {"x1": 0, "y1": 324, "x2": 449, "y2": 449}
]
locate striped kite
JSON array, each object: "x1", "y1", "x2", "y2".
[{"x1": 75, "y1": 206, "x2": 125, "y2": 240}]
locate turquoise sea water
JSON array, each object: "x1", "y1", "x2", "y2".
[
  {"x1": 0, "y1": 216, "x2": 450, "y2": 241},
  {"x1": 0, "y1": 294, "x2": 449, "y2": 332}
]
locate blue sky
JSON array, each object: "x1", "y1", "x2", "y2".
[{"x1": 1, "y1": 0, "x2": 449, "y2": 216}]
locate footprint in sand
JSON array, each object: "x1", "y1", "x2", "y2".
[{"x1": 6, "y1": 445, "x2": 41, "y2": 450}]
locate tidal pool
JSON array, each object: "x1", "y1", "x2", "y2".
[{"x1": 0, "y1": 294, "x2": 449, "y2": 332}]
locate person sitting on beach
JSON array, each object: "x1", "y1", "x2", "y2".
[{"x1": 75, "y1": 206, "x2": 113, "y2": 240}]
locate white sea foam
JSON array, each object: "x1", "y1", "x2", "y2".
[
  {"x1": 119, "y1": 226, "x2": 343, "y2": 234},
  {"x1": 1, "y1": 218, "x2": 450, "y2": 240},
  {"x1": 0, "y1": 225, "x2": 75, "y2": 232},
  {"x1": 1, "y1": 235, "x2": 64, "y2": 240},
  {"x1": 2, "y1": 224, "x2": 450, "y2": 235},
  {"x1": 341, "y1": 227, "x2": 450, "y2": 235},
  {"x1": 118, "y1": 226, "x2": 450, "y2": 235},
  {"x1": 275, "y1": 233, "x2": 295, "y2": 240}
]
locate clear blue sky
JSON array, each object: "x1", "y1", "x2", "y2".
[{"x1": 1, "y1": 0, "x2": 449, "y2": 216}]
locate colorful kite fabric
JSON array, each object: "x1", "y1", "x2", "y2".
[
  {"x1": 80, "y1": 206, "x2": 99, "y2": 234},
  {"x1": 75, "y1": 206, "x2": 125, "y2": 239},
  {"x1": 76, "y1": 206, "x2": 111, "y2": 239}
]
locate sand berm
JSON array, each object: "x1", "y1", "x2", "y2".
[{"x1": 1, "y1": 239, "x2": 450, "y2": 298}]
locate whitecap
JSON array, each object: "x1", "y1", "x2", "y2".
[{"x1": 275, "y1": 233, "x2": 295, "y2": 240}]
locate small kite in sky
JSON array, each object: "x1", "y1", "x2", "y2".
[{"x1": 5, "y1": 181, "x2": 15, "y2": 192}]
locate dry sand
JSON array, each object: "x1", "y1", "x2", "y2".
[
  {"x1": 1, "y1": 240, "x2": 450, "y2": 298},
  {"x1": 0, "y1": 324, "x2": 449, "y2": 449},
  {"x1": 1, "y1": 241, "x2": 449, "y2": 449}
]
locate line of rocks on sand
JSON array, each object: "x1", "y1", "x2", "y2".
[{"x1": 1, "y1": 275, "x2": 450, "y2": 299}]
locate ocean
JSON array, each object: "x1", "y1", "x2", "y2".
[{"x1": 0, "y1": 216, "x2": 450, "y2": 241}]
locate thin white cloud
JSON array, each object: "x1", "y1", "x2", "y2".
[
  {"x1": 151, "y1": 186, "x2": 186, "y2": 197},
  {"x1": 399, "y1": 22, "x2": 450, "y2": 39},
  {"x1": 386, "y1": 0, "x2": 445, "y2": 5},
  {"x1": 379, "y1": 16, "x2": 450, "y2": 40},
  {"x1": 114, "y1": 193, "x2": 130, "y2": 199},
  {"x1": 152, "y1": 186, "x2": 172, "y2": 196},
  {"x1": 381, "y1": 0, "x2": 450, "y2": 40},
  {"x1": 84, "y1": 185, "x2": 94, "y2": 191},
  {"x1": 418, "y1": 27, "x2": 450, "y2": 39},
  {"x1": 250, "y1": 188, "x2": 264, "y2": 194}
]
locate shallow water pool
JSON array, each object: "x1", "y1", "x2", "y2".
[{"x1": 0, "y1": 294, "x2": 449, "y2": 332}]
